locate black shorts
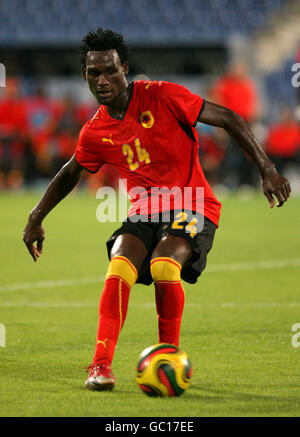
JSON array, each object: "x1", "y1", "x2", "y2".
[{"x1": 106, "y1": 210, "x2": 217, "y2": 285}]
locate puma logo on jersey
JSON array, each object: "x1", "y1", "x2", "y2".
[
  {"x1": 97, "y1": 338, "x2": 109, "y2": 348},
  {"x1": 102, "y1": 134, "x2": 114, "y2": 145}
]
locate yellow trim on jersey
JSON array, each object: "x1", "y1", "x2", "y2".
[{"x1": 106, "y1": 256, "x2": 138, "y2": 288}]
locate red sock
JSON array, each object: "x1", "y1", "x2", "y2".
[
  {"x1": 92, "y1": 256, "x2": 137, "y2": 365},
  {"x1": 151, "y1": 257, "x2": 185, "y2": 347},
  {"x1": 155, "y1": 282, "x2": 185, "y2": 346}
]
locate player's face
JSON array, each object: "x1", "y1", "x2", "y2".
[{"x1": 84, "y1": 50, "x2": 129, "y2": 106}]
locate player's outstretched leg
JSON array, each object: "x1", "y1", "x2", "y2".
[
  {"x1": 150, "y1": 236, "x2": 191, "y2": 347},
  {"x1": 86, "y1": 234, "x2": 147, "y2": 391}
]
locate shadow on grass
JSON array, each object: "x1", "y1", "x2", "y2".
[{"x1": 186, "y1": 383, "x2": 300, "y2": 415}]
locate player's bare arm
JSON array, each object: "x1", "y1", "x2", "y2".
[
  {"x1": 23, "y1": 155, "x2": 84, "y2": 262},
  {"x1": 198, "y1": 100, "x2": 291, "y2": 208}
]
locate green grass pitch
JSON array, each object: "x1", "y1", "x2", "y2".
[{"x1": 0, "y1": 188, "x2": 299, "y2": 417}]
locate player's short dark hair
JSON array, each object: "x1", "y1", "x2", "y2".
[{"x1": 80, "y1": 27, "x2": 130, "y2": 69}]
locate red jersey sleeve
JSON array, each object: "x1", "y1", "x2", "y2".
[
  {"x1": 158, "y1": 81, "x2": 204, "y2": 126},
  {"x1": 75, "y1": 122, "x2": 104, "y2": 173}
]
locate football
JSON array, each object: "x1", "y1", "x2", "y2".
[{"x1": 135, "y1": 343, "x2": 192, "y2": 397}]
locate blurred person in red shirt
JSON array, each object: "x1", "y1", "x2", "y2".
[
  {"x1": 211, "y1": 60, "x2": 260, "y2": 188},
  {"x1": 211, "y1": 61, "x2": 258, "y2": 122},
  {"x1": 0, "y1": 78, "x2": 27, "y2": 135},
  {"x1": 23, "y1": 88, "x2": 77, "y2": 179},
  {"x1": 0, "y1": 78, "x2": 28, "y2": 189},
  {"x1": 265, "y1": 107, "x2": 300, "y2": 174}
]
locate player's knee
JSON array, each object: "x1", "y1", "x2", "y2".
[
  {"x1": 110, "y1": 234, "x2": 148, "y2": 272},
  {"x1": 106, "y1": 256, "x2": 138, "y2": 288},
  {"x1": 150, "y1": 257, "x2": 182, "y2": 282}
]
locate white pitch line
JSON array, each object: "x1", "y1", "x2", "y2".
[
  {"x1": 0, "y1": 276, "x2": 105, "y2": 293},
  {"x1": 206, "y1": 258, "x2": 300, "y2": 272},
  {"x1": 0, "y1": 258, "x2": 299, "y2": 294},
  {"x1": 1, "y1": 301, "x2": 300, "y2": 308}
]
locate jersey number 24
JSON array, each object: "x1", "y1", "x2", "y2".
[{"x1": 122, "y1": 138, "x2": 151, "y2": 171}]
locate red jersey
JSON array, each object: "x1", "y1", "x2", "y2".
[
  {"x1": 75, "y1": 80, "x2": 221, "y2": 226},
  {"x1": 266, "y1": 122, "x2": 300, "y2": 158},
  {"x1": 211, "y1": 75, "x2": 257, "y2": 122}
]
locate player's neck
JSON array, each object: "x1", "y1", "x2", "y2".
[{"x1": 106, "y1": 83, "x2": 131, "y2": 119}]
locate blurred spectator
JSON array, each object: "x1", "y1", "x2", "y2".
[
  {"x1": 0, "y1": 78, "x2": 27, "y2": 135},
  {"x1": 196, "y1": 123, "x2": 226, "y2": 186},
  {"x1": 210, "y1": 60, "x2": 260, "y2": 188},
  {"x1": 24, "y1": 86, "x2": 59, "y2": 136},
  {"x1": 20, "y1": 86, "x2": 59, "y2": 181},
  {"x1": 28, "y1": 93, "x2": 77, "y2": 178},
  {"x1": 265, "y1": 107, "x2": 300, "y2": 174},
  {"x1": 54, "y1": 94, "x2": 97, "y2": 133},
  {"x1": 211, "y1": 61, "x2": 258, "y2": 121},
  {"x1": 0, "y1": 78, "x2": 27, "y2": 189}
]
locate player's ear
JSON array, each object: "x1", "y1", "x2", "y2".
[
  {"x1": 122, "y1": 61, "x2": 129, "y2": 76},
  {"x1": 81, "y1": 66, "x2": 87, "y2": 80}
]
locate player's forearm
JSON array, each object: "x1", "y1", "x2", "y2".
[
  {"x1": 223, "y1": 110, "x2": 275, "y2": 178},
  {"x1": 198, "y1": 101, "x2": 276, "y2": 178},
  {"x1": 28, "y1": 159, "x2": 82, "y2": 225}
]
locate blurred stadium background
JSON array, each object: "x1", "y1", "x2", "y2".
[{"x1": 1, "y1": 0, "x2": 300, "y2": 192}]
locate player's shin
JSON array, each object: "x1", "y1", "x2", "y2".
[
  {"x1": 92, "y1": 256, "x2": 137, "y2": 365},
  {"x1": 150, "y1": 257, "x2": 185, "y2": 347}
]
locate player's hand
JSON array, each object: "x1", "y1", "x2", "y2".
[
  {"x1": 23, "y1": 219, "x2": 45, "y2": 262},
  {"x1": 262, "y1": 168, "x2": 291, "y2": 208}
]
